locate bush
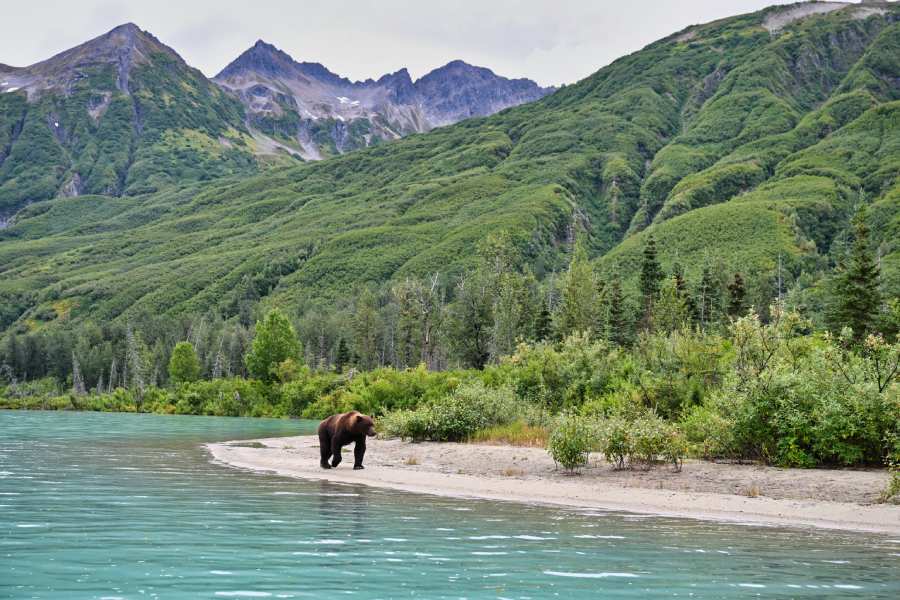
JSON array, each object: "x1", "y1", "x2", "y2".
[
  {"x1": 378, "y1": 408, "x2": 434, "y2": 441},
  {"x1": 548, "y1": 413, "x2": 593, "y2": 472},
  {"x1": 379, "y1": 382, "x2": 518, "y2": 442},
  {"x1": 598, "y1": 416, "x2": 632, "y2": 469},
  {"x1": 679, "y1": 403, "x2": 736, "y2": 460},
  {"x1": 631, "y1": 414, "x2": 671, "y2": 469}
]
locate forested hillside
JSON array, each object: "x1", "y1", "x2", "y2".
[{"x1": 0, "y1": 2, "x2": 898, "y2": 380}]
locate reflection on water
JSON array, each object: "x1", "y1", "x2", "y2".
[{"x1": 1, "y1": 410, "x2": 898, "y2": 599}]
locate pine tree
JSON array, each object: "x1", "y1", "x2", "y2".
[
  {"x1": 672, "y1": 262, "x2": 696, "y2": 323},
  {"x1": 606, "y1": 276, "x2": 629, "y2": 346},
  {"x1": 535, "y1": 299, "x2": 552, "y2": 342},
  {"x1": 335, "y1": 338, "x2": 351, "y2": 372},
  {"x1": 828, "y1": 206, "x2": 881, "y2": 341},
  {"x1": 639, "y1": 235, "x2": 663, "y2": 328},
  {"x1": 727, "y1": 272, "x2": 747, "y2": 318},
  {"x1": 655, "y1": 276, "x2": 690, "y2": 333}
]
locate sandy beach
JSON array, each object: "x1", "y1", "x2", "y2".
[{"x1": 207, "y1": 435, "x2": 900, "y2": 535}]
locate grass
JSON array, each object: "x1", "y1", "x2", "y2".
[{"x1": 469, "y1": 421, "x2": 550, "y2": 448}]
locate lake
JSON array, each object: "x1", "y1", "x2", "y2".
[{"x1": 1, "y1": 410, "x2": 898, "y2": 599}]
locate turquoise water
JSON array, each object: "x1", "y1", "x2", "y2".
[{"x1": 1, "y1": 411, "x2": 899, "y2": 599}]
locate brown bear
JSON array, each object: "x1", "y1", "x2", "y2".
[{"x1": 318, "y1": 411, "x2": 377, "y2": 470}]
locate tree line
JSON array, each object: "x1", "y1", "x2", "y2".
[{"x1": 0, "y1": 206, "x2": 894, "y2": 392}]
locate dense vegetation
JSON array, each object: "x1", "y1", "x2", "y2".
[
  {"x1": 0, "y1": 5, "x2": 898, "y2": 495},
  {"x1": 3, "y1": 223, "x2": 897, "y2": 476}
]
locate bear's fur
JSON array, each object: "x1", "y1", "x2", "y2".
[{"x1": 318, "y1": 411, "x2": 377, "y2": 470}]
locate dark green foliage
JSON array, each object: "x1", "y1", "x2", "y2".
[
  {"x1": 827, "y1": 206, "x2": 883, "y2": 341},
  {"x1": 639, "y1": 236, "x2": 663, "y2": 324},
  {"x1": 335, "y1": 338, "x2": 351, "y2": 372},
  {"x1": 727, "y1": 273, "x2": 747, "y2": 318},
  {"x1": 605, "y1": 277, "x2": 630, "y2": 346}
]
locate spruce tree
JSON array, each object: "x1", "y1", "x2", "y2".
[
  {"x1": 672, "y1": 262, "x2": 696, "y2": 323},
  {"x1": 335, "y1": 338, "x2": 351, "y2": 372},
  {"x1": 727, "y1": 272, "x2": 747, "y2": 318},
  {"x1": 535, "y1": 299, "x2": 552, "y2": 342},
  {"x1": 606, "y1": 277, "x2": 629, "y2": 346},
  {"x1": 828, "y1": 206, "x2": 881, "y2": 341},
  {"x1": 639, "y1": 235, "x2": 663, "y2": 327}
]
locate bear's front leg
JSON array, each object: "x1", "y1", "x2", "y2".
[
  {"x1": 353, "y1": 437, "x2": 366, "y2": 470},
  {"x1": 319, "y1": 429, "x2": 332, "y2": 469}
]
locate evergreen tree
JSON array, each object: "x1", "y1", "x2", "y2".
[
  {"x1": 727, "y1": 272, "x2": 747, "y2": 318},
  {"x1": 606, "y1": 276, "x2": 630, "y2": 346},
  {"x1": 535, "y1": 298, "x2": 552, "y2": 342},
  {"x1": 828, "y1": 206, "x2": 882, "y2": 341},
  {"x1": 554, "y1": 240, "x2": 598, "y2": 338},
  {"x1": 168, "y1": 341, "x2": 201, "y2": 384},
  {"x1": 672, "y1": 262, "x2": 696, "y2": 323},
  {"x1": 655, "y1": 276, "x2": 690, "y2": 333},
  {"x1": 639, "y1": 235, "x2": 663, "y2": 327},
  {"x1": 245, "y1": 309, "x2": 302, "y2": 383},
  {"x1": 335, "y1": 338, "x2": 351, "y2": 372}
]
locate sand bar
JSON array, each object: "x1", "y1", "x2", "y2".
[{"x1": 207, "y1": 435, "x2": 900, "y2": 535}]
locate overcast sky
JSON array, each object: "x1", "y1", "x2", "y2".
[{"x1": 3, "y1": 0, "x2": 821, "y2": 86}]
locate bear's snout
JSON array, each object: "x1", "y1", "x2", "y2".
[{"x1": 367, "y1": 426, "x2": 377, "y2": 437}]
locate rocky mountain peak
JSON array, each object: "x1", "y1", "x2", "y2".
[
  {"x1": 217, "y1": 39, "x2": 297, "y2": 79},
  {"x1": 0, "y1": 23, "x2": 186, "y2": 97}
]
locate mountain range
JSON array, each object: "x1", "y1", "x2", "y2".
[
  {"x1": 0, "y1": 1, "x2": 897, "y2": 335},
  {"x1": 0, "y1": 24, "x2": 551, "y2": 217},
  {"x1": 214, "y1": 41, "x2": 553, "y2": 159}
]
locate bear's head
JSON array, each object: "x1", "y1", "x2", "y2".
[{"x1": 350, "y1": 412, "x2": 377, "y2": 437}]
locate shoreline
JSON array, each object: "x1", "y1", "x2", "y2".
[{"x1": 207, "y1": 435, "x2": 900, "y2": 536}]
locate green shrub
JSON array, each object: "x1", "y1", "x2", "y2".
[
  {"x1": 598, "y1": 416, "x2": 633, "y2": 470},
  {"x1": 680, "y1": 403, "x2": 736, "y2": 460},
  {"x1": 548, "y1": 413, "x2": 593, "y2": 472},
  {"x1": 378, "y1": 408, "x2": 434, "y2": 441},
  {"x1": 427, "y1": 382, "x2": 517, "y2": 441},
  {"x1": 379, "y1": 381, "x2": 518, "y2": 442},
  {"x1": 631, "y1": 414, "x2": 671, "y2": 469}
]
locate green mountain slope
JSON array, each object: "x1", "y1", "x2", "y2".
[
  {"x1": 0, "y1": 2, "x2": 897, "y2": 334},
  {"x1": 0, "y1": 24, "x2": 258, "y2": 217}
]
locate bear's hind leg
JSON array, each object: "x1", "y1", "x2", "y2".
[{"x1": 330, "y1": 437, "x2": 343, "y2": 468}]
